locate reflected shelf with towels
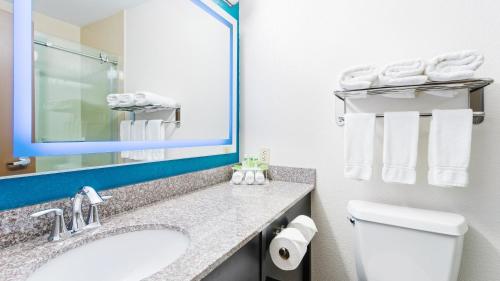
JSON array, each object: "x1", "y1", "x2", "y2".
[{"x1": 110, "y1": 105, "x2": 181, "y2": 128}]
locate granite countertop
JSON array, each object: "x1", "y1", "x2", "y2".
[{"x1": 0, "y1": 180, "x2": 314, "y2": 281}]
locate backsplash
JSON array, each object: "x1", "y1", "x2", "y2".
[
  {"x1": 0, "y1": 165, "x2": 315, "y2": 249},
  {"x1": 0, "y1": 166, "x2": 232, "y2": 249}
]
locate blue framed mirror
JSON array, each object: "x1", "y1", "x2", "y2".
[{"x1": 6, "y1": 0, "x2": 238, "y2": 176}]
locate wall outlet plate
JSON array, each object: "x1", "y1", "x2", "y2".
[{"x1": 259, "y1": 148, "x2": 270, "y2": 164}]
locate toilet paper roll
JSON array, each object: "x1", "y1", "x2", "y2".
[
  {"x1": 269, "y1": 228, "x2": 308, "y2": 271},
  {"x1": 288, "y1": 215, "x2": 318, "y2": 243}
]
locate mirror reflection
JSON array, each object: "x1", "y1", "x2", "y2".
[{"x1": 0, "y1": 0, "x2": 237, "y2": 177}]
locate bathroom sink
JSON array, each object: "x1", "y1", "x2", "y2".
[{"x1": 27, "y1": 229, "x2": 190, "y2": 281}]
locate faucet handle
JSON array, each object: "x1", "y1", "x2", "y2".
[
  {"x1": 86, "y1": 195, "x2": 112, "y2": 228},
  {"x1": 31, "y1": 208, "x2": 70, "y2": 242},
  {"x1": 80, "y1": 186, "x2": 104, "y2": 205}
]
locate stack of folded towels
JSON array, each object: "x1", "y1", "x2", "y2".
[
  {"x1": 338, "y1": 50, "x2": 485, "y2": 90},
  {"x1": 107, "y1": 91, "x2": 179, "y2": 108}
]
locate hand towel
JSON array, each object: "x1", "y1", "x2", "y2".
[
  {"x1": 134, "y1": 91, "x2": 179, "y2": 108},
  {"x1": 425, "y1": 50, "x2": 484, "y2": 81},
  {"x1": 107, "y1": 94, "x2": 119, "y2": 108},
  {"x1": 339, "y1": 65, "x2": 378, "y2": 90},
  {"x1": 378, "y1": 59, "x2": 428, "y2": 86},
  {"x1": 117, "y1": 93, "x2": 136, "y2": 107},
  {"x1": 119, "y1": 120, "x2": 133, "y2": 159},
  {"x1": 344, "y1": 113, "x2": 376, "y2": 180},
  {"x1": 428, "y1": 109, "x2": 473, "y2": 187},
  {"x1": 145, "y1": 120, "x2": 166, "y2": 161},
  {"x1": 382, "y1": 112, "x2": 420, "y2": 184},
  {"x1": 130, "y1": 120, "x2": 147, "y2": 161}
]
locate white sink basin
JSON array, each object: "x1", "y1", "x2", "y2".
[{"x1": 27, "y1": 229, "x2": 190, "y2": 281}]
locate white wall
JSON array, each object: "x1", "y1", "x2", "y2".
[
  {"x1": 240, "y1": 0, "x2": 500, "y2": 280},
  {"x1": 125, "y1": 0, "x2": 230, "y2": 141}
]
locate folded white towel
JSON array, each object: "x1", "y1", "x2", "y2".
[
  {"x1": 117, "y1": 93, "x2": 136, "y2": 107},
  {"x1": 134, "y1": 91, "x2": 179, "y2": 108},
  {"x1": 119, "y1": 120, "x2": 133, "y2": 159},
  {"x1": 145, "y1": 120, "x2": 166, "y2": 161},
  {"x1": 383, "y1": 112, "x2": 420, "y2": 184},
  {"x1": 339, "y1": 65, "x2": 378, "y2": 90},
  {"x1": 425, "y1": 50, "x2": 484, "y2": 81},
  {"x1": 379, "y1": 59, "x2": 428, "y2": 86},
  {"x1": 130, "y1": 120, "x2": 147, "y2": 161},
  {"x1": 107, "y1": 94, "x2": 120, "y2": 107},
  {"x1": 428, "y1": 109, "x2": 473, "y2": 187},
  {"x1": 344, "y1": 113, "x2": 376, "y2": 181}
]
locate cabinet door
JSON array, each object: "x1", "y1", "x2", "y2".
[{"x1": 203, "y1": 234, "x2": 261, "y2": 281}]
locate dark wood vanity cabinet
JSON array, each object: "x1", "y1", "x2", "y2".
[{"x1": 203, "y1": 193, "x2": 312, "y2": 281}]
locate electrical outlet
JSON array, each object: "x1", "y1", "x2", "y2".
[{"x1": 259, "y1": 148, "x2": 270, "y2": 164}]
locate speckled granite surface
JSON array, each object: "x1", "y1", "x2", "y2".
[
  {"x1": 0, "y1": 165, "x2": 314, "y2": 249},
  {"x1": 0, "y1": 166, "x2": 233, "y2": 248},
  {"x1": 0, "y1": 180, "x2": 314, "y2": 281}
]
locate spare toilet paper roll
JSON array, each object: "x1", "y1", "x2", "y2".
[
  {"x1": 269, "y1": 228, "x2": 308, "y2": 271},
  {"x1": 288, "y1": 215, "x2": 318, "y2": 243}
]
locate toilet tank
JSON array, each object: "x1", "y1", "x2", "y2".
[{"x1": 347, "y1": 200, "x2": 468, "y2": 281}]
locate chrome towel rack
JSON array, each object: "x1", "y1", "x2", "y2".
[
  {"x1": 110, "y1": 105, "x2": 181, "y2": 128},
  {"x1": 333, "y1": 78, "x2": 494, "y2": 126}
]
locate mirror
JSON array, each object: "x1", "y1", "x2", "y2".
[{"x1": 0, "y1": 0, "x2": 237, "y2": 177}]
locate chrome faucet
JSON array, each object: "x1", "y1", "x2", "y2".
[
  {"x1": 70, "y1": 186, "x2": 105, "y2": 233},
  {"x1": 31, "y1": 186, "x2": 111, "y2": 242}
]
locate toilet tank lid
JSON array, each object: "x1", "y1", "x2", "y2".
[{"x1": 347, "y1": 200, "x2": 468, "y2": 236}]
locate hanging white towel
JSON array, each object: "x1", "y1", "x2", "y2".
[
  {"x1": 425, "y1": 50, "x2": 484, "y2": 81},
  {"x1": 117, "y1": 93, "x2": 136, "y2": 107},
  {"x1": 428, "y1": 109, "x2": 473, "y2": 187},
  {"x1": 379, "y1": 59, "x2": 428, "y2": 86},
  {"x1": 130, "y1": 120, "x2": 147, "y2": 161},
  {"x1": 383, "y1": 112, "x2": 420, "y2": 184},
  {"x1": 145, "y1": 120, "x2": 166, "y2": 161},
  {"x1": 344, "y1": 113, "x2": 376, "y2": 181},
  {"x1": 120, "y1": 120, "x2": 133, "y2": 159},
  {"x1": 339, "y1": 65, "x2": 378, "y2": 90},
  {"x1": 134, "y1": 91, "x2": 179, "y2": 108}
]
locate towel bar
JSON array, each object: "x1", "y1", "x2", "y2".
[
  {"x1": 333, "y1": 78, "x2": 493, "y2": 126},
  {"x1": 111, "y1": 106, "x2": 181, "y2": 128}
]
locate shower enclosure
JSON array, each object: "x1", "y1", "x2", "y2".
[{"x1": 33, "y1": 32, "x2": 122, "y2": 171}]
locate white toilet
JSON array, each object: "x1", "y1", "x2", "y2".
[{"x1": 347, "y1": 200, "x2": 468, "y2": 281}]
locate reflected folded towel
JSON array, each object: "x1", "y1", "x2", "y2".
[
  {"x1": 383, "y1": 112, "x2": 420, "y2": 184},
  {"x1": 339, "y1": 65, "x2": 378, "y2": 90},
  {"x1": 428, "y1": 109, "x2": 472, "y2": 187},
  {"x1": 134, "y1": 91, "x2": 179, "y2": 108},
  {"x1": 130, "y1": 120, "x2": 147, "y2": 161},
  {"x1": 344, "y1": 113, "x2": 376, "y2": 181},
  {"x1": 119, "y1": 120, "x2": 133, "y2": 159},
  {"x1": 425, "y1": 50, "x2": 484, "y2": 81},
  {"x1": 379, "y1": 59, "x2": 428, "y2": 86},
  {"x1": 145, "y1": 120, "x2": 166, "y2": 161},
  {"x1": 106, "y1": 94, "x2": 120, "y2": 107},
  {"x1": 117, "y1": 93, "x2": 136, "y2": 107}
]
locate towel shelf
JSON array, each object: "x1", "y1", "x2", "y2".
[
  {"x1": 333, "y1": 78, "x2": 494, "y2": 126},
  {"x1": 111, "y1": 105, "x2": 181, "y2": 128}
]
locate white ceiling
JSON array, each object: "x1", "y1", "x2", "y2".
[{"x1": 32, "y1": 0, "x2": 147, "y2": 26}]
